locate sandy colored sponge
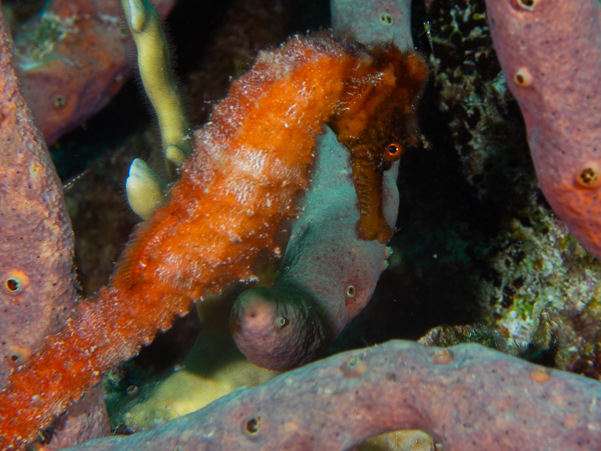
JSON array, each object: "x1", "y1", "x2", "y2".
[{"x1": 122, "y1": 296, "x2": 279, "y2": 431}]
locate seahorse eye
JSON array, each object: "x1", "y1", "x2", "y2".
[{"x1": 383, "y1": 142, "x2": 403, "y2": 161}]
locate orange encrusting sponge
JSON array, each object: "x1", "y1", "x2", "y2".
[{"x1": 0, "y1": 35, "x2": 426, "y2": 450}]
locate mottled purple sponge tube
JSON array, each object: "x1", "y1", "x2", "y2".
[
  {"x1": 486, "y1": 0, "x2": 601, "y2": 259},
  {"x1": 331, "y1": 0, "x2": 413, "y2": 51},
  {"x1": 61, "y1": 341, "x2": 601, "y2": 451},
  {"x1": 231, "y1": 128, "x2": 397, "y2": 370}
]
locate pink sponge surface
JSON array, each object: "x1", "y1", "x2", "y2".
[{"x1": 486, "y1": 0, "x2": 601, "y2": 258}]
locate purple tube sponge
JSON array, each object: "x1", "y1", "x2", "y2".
[
  {"x1": 332, "y1": 0, "x2": 413, "y2": 51},
  {"x1": 62, "y1": 340, "x2": 601, "y2": 451},
  {"x1": 230, "y1": 128, "x2": 397, "y2": 370},
  {"x1": 485, "y1": 0, "x2": 601, "y2": 259}
]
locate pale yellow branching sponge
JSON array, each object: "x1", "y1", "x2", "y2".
[{"x1": 120, "y1": 0, "x2": 192, "y2": 218}]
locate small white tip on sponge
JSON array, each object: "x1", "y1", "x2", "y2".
[{"x1": 126, "y1": 158, "x2": 167, "y2": 220}]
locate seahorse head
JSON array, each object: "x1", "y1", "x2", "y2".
[{"x1": 328, "y1": 42, "x2": 428, "y2": 243}]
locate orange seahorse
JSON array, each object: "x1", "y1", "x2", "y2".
[{"x1": 0, "y1": 34, "x2": 426, "y2": 450}]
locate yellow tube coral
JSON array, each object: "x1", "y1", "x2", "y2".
[
  {"x1": 120, "y1": 0, "x2": 191, "y2": 175},
  {"x1": 120, "y1": 0, "x2": 192, "y2": 219}
]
